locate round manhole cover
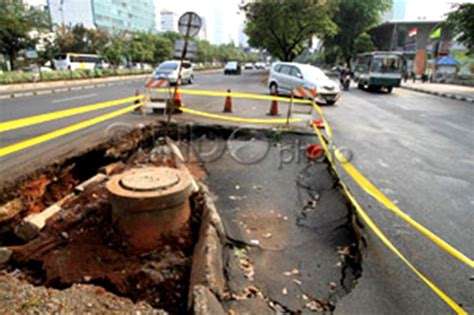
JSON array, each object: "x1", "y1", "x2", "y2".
[{"x1": 120, "y1": 168, "x2": 180, "y2": 192}]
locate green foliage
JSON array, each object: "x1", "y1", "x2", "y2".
[
  {"x1": 446, "y1": 3, "x2": 474, "y2": 54},
  {"x1": 242, "y1": 0, "x2": 338, "y2": 61},
  {"x1": 0, "y1": 0, "x2": 50, "y2": 70},
  {"x1": 323, "y1": 0, "x2": 391, "y2": 65},
  {"x1": 354, "y1": 32, "x2": 376, "y2": 54}
]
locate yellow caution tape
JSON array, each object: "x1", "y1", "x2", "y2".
[
  {"x1": 312, "y1": 124, "x2": 467, "y2": 314},
  {"x1": 152, "y1": 88, "x2": 313, "y2": 105},
  {"x1": 0, "y1": 103, "x2": 143, "y2": 157},
  {"x1": 0, "y1": 95, "x2": 144, "y2": 133},
  {"x1": 178, "y1": 106, "x2": 303, "y2": 124}
]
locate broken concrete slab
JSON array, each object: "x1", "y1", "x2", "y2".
[
  {"x1": 189, "y1": 224, "x2": 225, "y2": 303},
  {"x1": 15, "y1": 193, "x2": 74, "y2": 241},
  {"x1": 0, "y1": 247, "x2": 12, "y2": 264},
  {"x1": 192, "y1": 285, "x2": 226, "y2": 315},
  {"x1": 0, "y1": 199, "x2": 23, "y2": 222},
  {"x1": 99, "y1": 161, "x2": 125, "y2": 175},
  {"x1": 74, "y1": 173, "x2": 107, "y2": 194}
]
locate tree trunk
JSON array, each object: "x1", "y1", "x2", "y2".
[
  {"x1": 9, "y1": 51, "x2": 16, "y2": 71},
  {"x1": 345, "y1": 55, "x2": 351, "y2": 70}
]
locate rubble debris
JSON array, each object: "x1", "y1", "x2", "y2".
[
  {"x1": 0, "y1": 199, "x2": 23, "y2": 223},
  {"x1": 15, "y1": 204, "x2": 62, "y2": 241},
  {"x1": 0, "y1": 273, "x2": 164, "y2": 314},
  {"x1": 99, "y1": 161, "x2": 125, "y2": 176},
  {"x1": 74, "y1": 173, "x2": 107, "y2": 193},
  {"x1": 0, "y1": 247, "x2": 12, "y2": 264}
]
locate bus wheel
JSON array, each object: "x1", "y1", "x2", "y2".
[
  {"x1": 386, "y1": 87, "x2": 393, "y2": 93},
  {"x1": 357, "y1": 82, "x2": 364, "y2": 89}
]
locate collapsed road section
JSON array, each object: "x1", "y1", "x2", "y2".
[{"x1": 0, "y1": 123, "x2": 362, "y2": 314}]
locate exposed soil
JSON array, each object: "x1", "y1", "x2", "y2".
[{"x1": 3, "y1": 133, "x2": 205, "y2": 314}]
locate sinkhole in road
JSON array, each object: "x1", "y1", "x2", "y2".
[{"x1": 0, "y1": 122, "x2": 363, "y2": 313}]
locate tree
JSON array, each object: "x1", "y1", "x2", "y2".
[
  {"x1": 152, "y1": 35, "x2": 173, "y2": 63},
  {"x1": 102, "y1": 36, "x2": 126, "y2": 66},
  {"x1": 323, "y1": 0, "x2": 391, "y2": 66},
  {"x1": 0, "y1": 0, "x2": 50, "y2": 70},
  {"x1": 241, "y1": 0, "x2": 338, "y2": 61},
  {"x1": 54, "y1": 24, "x2": 109, "y2": 54},
  {"x1": 445, "y1": 3, "x2": 474, "y2": 54},
  {"x1": 354, "y1": 32, "x2": 376, "y2": 54}
]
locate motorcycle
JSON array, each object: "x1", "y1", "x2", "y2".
[{"x1": 342, "y1": 73, "x2": 351, "y2": 91}]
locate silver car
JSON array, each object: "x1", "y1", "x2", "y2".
[
  {"x1": 152, "y1": 60, "x2": 194, "y2": 85},
  {"x1": 268, "y1": 62, "x2": 340, "y2": 105}
]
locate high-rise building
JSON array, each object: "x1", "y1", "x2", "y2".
[
  {"x1": 197, "y1": 17, "x2": 208, "y2": 41},
  {"x1": 160, "y1": 10, "x2": 178, "y2": 32},
  {"x1": 47, "y1": 0, "x2": 156, "y2": 33}
]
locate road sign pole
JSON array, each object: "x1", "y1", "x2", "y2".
[{"x1": 166, "y1": 12, "x2": 201, "y2": 138}]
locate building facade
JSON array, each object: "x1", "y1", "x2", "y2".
[
  {"x1": 47, "y1": 0, "x2": 156, "y2": 33},
  {"x1": 160, "y1": 10, "x2": 178, "y2": 32}
]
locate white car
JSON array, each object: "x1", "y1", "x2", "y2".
[
  {"x1": 152, "y1": 60, "x2": 194, "y2": 85},
  {"x1": 268, "y1": 62, "x2": 340, "y2": 105},
  {"x1": 244, "y1": 62, "x2": 254, "y2": 70}
]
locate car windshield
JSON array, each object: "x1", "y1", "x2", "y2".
[
  {"x1": 301, "y1": 66, "x2": 327, "y2": 81},
  {"x1": 226, "y1": 62, "x2": 237, "y2": 67},
  {"x1": 159, "y1": 63, "x2": 178, "y2": 70},
  {"x1": 371, "y1": 55, "x2": 401, "y2": 73}
]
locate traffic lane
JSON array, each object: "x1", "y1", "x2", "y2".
[
  {"x1": 323, "y1": 87, "x2": 473, "y2": 312},
  {"x1": 178, "y1": 69, "x2": 273, "y2": 115},
  {"x1": 190, "y1": 69, "x2": 268, "y2": 94},
  {"x1": 324, "y1": 87, "x2": 474, "y2": 256},
  {"x1": 0, "y1": 104, "x2": 142, "y2": 147},
  {"x1": 0, "y1": 79, "x2": 144, "y2": 122},
  {"x1": 0, "y1": 69, "x2": 236, "y2": 123}
]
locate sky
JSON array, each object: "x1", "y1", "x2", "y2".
[{"x1": 154, "y1": 0, "x2": 246, "y2": 45}]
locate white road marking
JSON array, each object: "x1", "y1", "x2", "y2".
[{"x1": 51, "y1": 93, "x2": 98, "y2": 104}]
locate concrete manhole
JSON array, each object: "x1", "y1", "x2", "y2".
[{"x1": 106, "y1": 167, "x2": 194, "y2": 253}]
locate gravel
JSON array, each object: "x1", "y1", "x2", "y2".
[{"x1": 0, "y1": 272, "x2": 167, "y2": 314}]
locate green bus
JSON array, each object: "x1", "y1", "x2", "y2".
[{"x1": 353, "y1": 52, "x2": 404, "y2": 93}]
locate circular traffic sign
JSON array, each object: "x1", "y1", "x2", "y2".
[{"x1": 178, "y1": 12, "x2": 202, "y2": 37}]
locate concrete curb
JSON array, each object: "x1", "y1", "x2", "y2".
[{"x1": 401, "y1": 85, "x2": 474, "y2": 103}]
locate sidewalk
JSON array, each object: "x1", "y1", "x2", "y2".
[{"x1": 401, "y1": 81, "x2": 474, "y2": 103}]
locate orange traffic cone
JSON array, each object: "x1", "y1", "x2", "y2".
[
  {"x1": 168, "y1": 90, "x2": 183, "y2": 114},
  {"x1": 268, "y1": 93, "x2": 279, "y2": 116},
  {"x1": 223, "y1": 89, "x2": 233, "y2": 113}
]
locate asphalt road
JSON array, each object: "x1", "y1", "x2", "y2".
[{"x1": 1, "y1": 70, "x2": 473, "y2": 312}]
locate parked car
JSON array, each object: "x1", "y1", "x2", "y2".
[
  {"x1": 152, "y1": 60, "x2": 194, "y2": 85},
  {"x1": 244, "y1": 62, "x2": 254, "y2": 70},
  {"x1": 255, "y1": 62, "x2": 266, "y2": 70},
  {"x1": 268, "y1": 62, "x2": 341, "y2": 105},
  {"x1": 224, "y1": 61, "x2": 241, "y2": 75}
]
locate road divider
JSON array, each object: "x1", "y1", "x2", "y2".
[
  {"x1": 0, "y1": 95, "x2": 144, "y2": 133},
  {"x1": 0, "y1": 102, "x2": 143, "y2": 158}
]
